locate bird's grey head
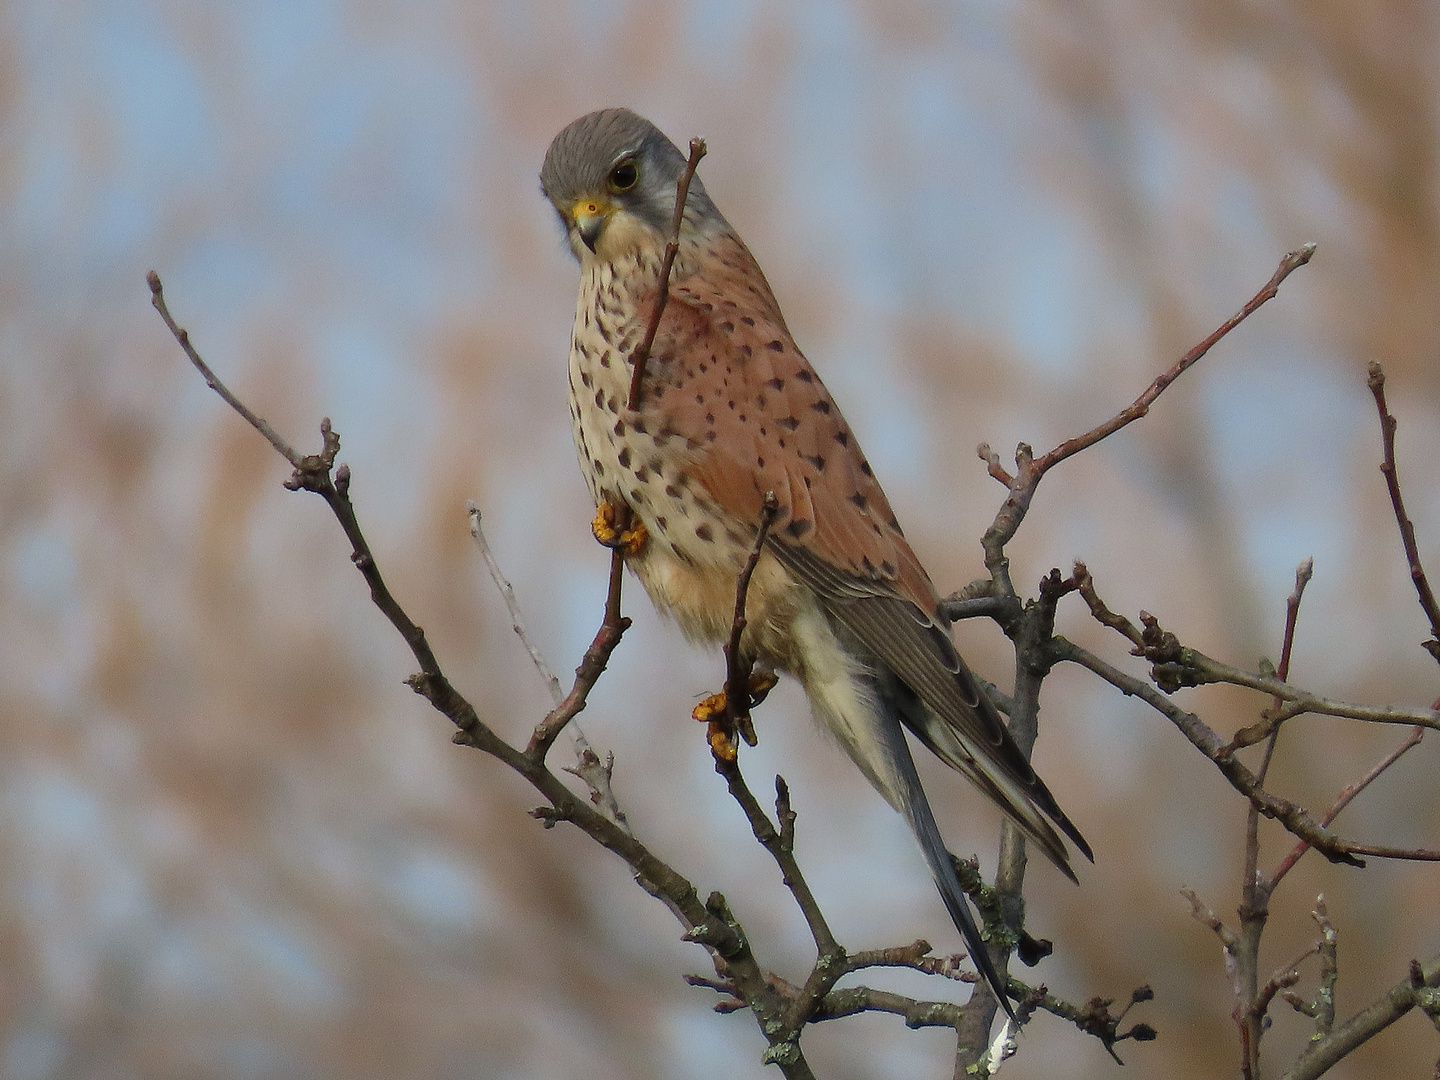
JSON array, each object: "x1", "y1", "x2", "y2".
[{"x1": 540, "y1": 108, "x2": 721, "y2": 262}]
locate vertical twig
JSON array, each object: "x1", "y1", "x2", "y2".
[
  {"x1": 1367, "y1": 361, "x2": 1440, "y2": 661},
  {"x1": 627, "y1": 138, "x2": 708, "y2": 410}
]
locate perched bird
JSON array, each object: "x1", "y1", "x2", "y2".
[{"x1": 541, "y1": 108, "x2": 1090, "y2": 1009}]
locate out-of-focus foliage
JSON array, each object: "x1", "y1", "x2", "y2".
[{"x1": 1, "y1": 2, "x2": 1436, "y2": 1077}]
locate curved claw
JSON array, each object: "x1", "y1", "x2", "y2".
[
  {"x1": 692, "y1": 671, "x2": 779, "y2": 761},
  {"x1": 592, "y1": 501, "x2": 648, "y2": 555}
]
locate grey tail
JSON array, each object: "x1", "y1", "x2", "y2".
[{"x1": 871, "y1": 682, "x2": 1015, "y2": 1020}]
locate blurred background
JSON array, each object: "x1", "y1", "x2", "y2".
[{"x1": 3, "y1": 1, "x2": 1439, "y2": 1077}]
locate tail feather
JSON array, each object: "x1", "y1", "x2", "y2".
[{"x1": 868, "y1": 691, "x2": 1015, "y2": 1019}]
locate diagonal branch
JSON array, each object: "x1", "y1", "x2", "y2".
[
  {"x1": 1278, "y1": 955, "x2": 1440, "y2": 1080},
  {"x1": 977, "y1": 244, "x2": 1314, "y2": 590},
  {"x1": 1048, "y1": 635, "x2": 1440, "y2": 865},
  {"x1": 628, "y1": 137, "x2": 708, "y2": 410},
  {"x1": 1367, "y1": 361, "x2": 1440, "y2": 662}
]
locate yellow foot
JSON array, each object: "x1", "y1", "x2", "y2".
[
  {"x1": 591, "y1": 501, "x2": 648, "y2": 556},
  {"x1": 692, "y1": 671, "x2": 779, "y2": 761}
]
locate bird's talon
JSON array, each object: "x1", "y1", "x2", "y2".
[
  {"x1": 748, "y1": 670, "x2": 778, "y2": 707},
  {"x1": 591, "y1": 503, "x2": 621, "y2": 547},
  {"x1": 619, "y1": 521, "x2": 648, "y2": 556},
  {"x1": 692, "y1": 691, "x2": 727, "y2": 724},
  {"x1": 708, "y1": 723, "x2": 739, "y2": 762},
  {"x1": 591, "y1": 501, "x2": 648, "y2": 555}
]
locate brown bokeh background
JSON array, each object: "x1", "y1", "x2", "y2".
[{"x1": 2, "y1": 2, "x2": 1438, "y2": 1077}]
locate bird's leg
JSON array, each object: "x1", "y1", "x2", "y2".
[
  {"x1": 591, "y1": 499, "x2": 648, "y2": 556},
  {"x1": 692, "y1": 668, "x2": 778, "y2": 761}
]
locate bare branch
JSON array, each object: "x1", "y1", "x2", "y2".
[
  {"x1": 1278, "y1": 954, "x2": 1440, "y2": 1080},
  {"x1": 148, "y1": 271, "x2": 305, "y2": 467},
  {"x1": 721, "y1": 492, "x2": 780, "y2": 750},
  {"x1": 468, "y1": 502, "x2": 565, "y2": 704},
  {"x1": 1367, "y1": 361, "x2": 1440, "y2": 661},
  {"x1": 1033, "y1": 244, "x2": 1315, "y2": 477},
  {"x1": 1052, "y1": 636, "x2": 1402, "y2": 865},
  {"x1": 627, "y1": 137, "x2": 708, "y2": 411},
  {"x1": 977, "y1": 245, "x2": 1315, "y2": 585},
  {"x1": 1268, "y1": 726, "x2": 1425, "y2": 887}
]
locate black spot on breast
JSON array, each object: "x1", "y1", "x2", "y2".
[
  {"x1": 861, "y1": 556, "x2": 875, "y2": 574},
  {"x1": 721, "y1": 321, "x2": 734, "y2": 333},
  {"x1": 632, "y1": 417, "x2": 648, "y2": 434},
  {"x1": 785, "y1": 518, "x2": 813, "y2": 539},
  {"x1": 795, "y1": 369, "x2": 814, "y2": 383},
  {"x1": 740, "y1": 344, "x2": 752, "y2": 357},
  {"x1": 859, "y1": 460, "x2": 873, "y2": 477},
  {"x1": 605, "y1": 396, "x2": 618, "y2": 413},
  {"x1": 811, "y1": 400, "x2": 831, "y2": 414},
  {"x1": 700, "y1": 302, "x2": 713, "y2": 312},
  {"x1": 738, "y1": 413, "x2": 747, "y2": 423},
  {"x1": 581, "y1": 370, "x2": 594, "y2": 388},
  {"x1": 802, "y1": 475, "x2": 811, "y2": 489},
  {"x1": 665, "y1": 484, "x2": 681, "y2": 498},
  {"x1": 756, "y1": 394, "x2": 767, "y2": 409},
  {"x1": 766, "y1": 340, "x2": 784, "y2": 352},
  {"x1": 805, "y1": 455, "x2": 827, "y2": 471},
  {"x1": 722, "y1": 299, "x2": 737, "y2": 309},
  {"x1": 655, "y1": 516, "x2": 668, "y2": 530},
  {"x1": 696, "y1": 393, "x2": 705, "y2": 404},
  {"x1": 630, "y1": 488, "x2": 645, "y2": 504},
  {"x1": 705, "y1": 412, "x2": 715, "y2": 425},
  {"x1": 835, "y1": 430, "x2": 849, "y2": 447},
  {"x1": 592, "y1": 389, "x2": 604, "y2": 408},
  {"x1": 599, "y1": 351, "x2": 611, "y2": 368},
  {"x1": 727, "y1": 400, "x2": 736, "y2": 410},
  {"x1": 617, "y1": 447, "x2": 631, "y2": 467},
  {"x1": 849, "y1": 492, "x2": 867, "y2": 509},
  {"x1": 614, "y1": 418, "x2": 626, "y2": 436},
  {"x1": 766, "y1": 377, "x2": 785, "y2": 390},
  {"x1": 757, "y1": 456, "x2": 766, "y2": 467},
  {"x1": 634, "y1": 465, "x2": 650, "y2": 481},
  {"x1": 695, "y1": 523, "x2": 714, "y2": 542},
  {"x1": 593, "y1": 458, "x2": 605, "y2": 475},
  {"x1": 778, "y1": 416, "x2": 800, "y2": 431},
  {"x1": 741, "y1": 316, "x2": 755, "y2": 326},
  {"x1": 705, "y1": 431, "x2": 717, "y2": 442}
]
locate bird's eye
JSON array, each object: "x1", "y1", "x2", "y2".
[{"x1": 608, "y1": 160, "x2": 639, "y2": 192}]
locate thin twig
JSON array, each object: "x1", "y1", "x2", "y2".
[
  {"x1": 628, "y1": 138, "x2": 708, "y2": 410},
  {"x1": 1267, "y1": 726, "x2": 1425, "y2": 887},
  {"x1": 1033, "y1": 245, "x2": 1316, "y2": 477},
  {"x1": 1050, "y1": 635, "x2": 1440, "y2": 864},
  {"x1": 148, "y1": 271, "x2": 303, "y2": 466},
  {"x1": 1235, "y1": 557, "x2": 1314, "y2": 1077},
  {"x1": 722, "y1": 492, "x2": 780, "y2": 746},
  {"x1": 1367, "y1": 361, "x2": 1440, "y2": 661},
  {"x1": 977, "y1": 245, "x2": 1315, "y2": 589},
  {"x1": 1277, "y1": 953, "x2": 1440, "y2": 1080},
  {"x1": 468, "y1": 502, "x2": 564, "y2": 703}
]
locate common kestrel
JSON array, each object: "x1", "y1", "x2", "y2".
[{"x1": 541, "y1": 108, "x2": 1090, "y2": 1009}]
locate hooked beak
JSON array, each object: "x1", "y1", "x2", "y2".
[{"x1": 571, "y1": 197, "x2": 612, "y2": 253}]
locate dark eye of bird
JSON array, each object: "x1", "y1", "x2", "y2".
[{"x1": 608, "y1": 160, "x2": 639, "y2": 192}]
